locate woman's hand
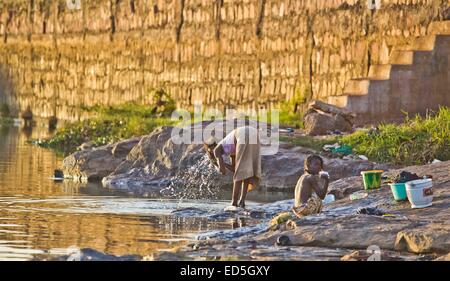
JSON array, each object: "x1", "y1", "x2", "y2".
[
  {"x1": 224, "y1": 163, "x2": 234, "y2": 172},
  {"x1": 218, "y1": 163, "x2": 227, "y2": 175}
]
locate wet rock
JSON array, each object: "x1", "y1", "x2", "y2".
[
  {"x1": 21, "y1": 106, "x2": 33, "y2": 120},
  {"x1": 171, "y1": 207, "x2": 208, "y2": 217},
  {"x1": 62, "y1": 137, "x2": 142, "y2": 181},
  {"x1": 101, "y1": 125, "x2": 228, "y2": 191},
  {"x1": 167, "y1": 160, "x2": 450, "y2": 259},
  {"x1": 278, "y1": 215, "x2": 411, "y2": 250},
  {"x1": 100, "y1": 122, "x2": 384, "y2": 192},
  {"x1": 58, "y1": 120, "x2": 397, "y2": 194}
]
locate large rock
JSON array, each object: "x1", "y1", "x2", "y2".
[
  {"x1": 97, "y1": 122, "x2": 385, "y2": 192},
  {"x1": 101, "y1": 125, "x2": 233, "y2": 192},
  {"x1": 62, "y1": 137, "x2": 142, "y2": 181},
  {"x1": 59, "y1": 120, "x2": 386, "y2": 191},
  {"x1": 303, "y1": 108, "x2": 353, "y2": 136},
  {"x1": 303, "y1": 101, "x2": 355, "y2": 136}
]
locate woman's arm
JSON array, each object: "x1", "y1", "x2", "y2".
[
  {"x1": 224, "y1": 155, "x2": 236, "y2": 172},
  {"x1": 213, "y1": 145, "x2": 227, "y2": 175}
]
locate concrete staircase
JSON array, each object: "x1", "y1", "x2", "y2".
[{"x1": 327, "y1": 21, "x2": 450, "y2": 125}]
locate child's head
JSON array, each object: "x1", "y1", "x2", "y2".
[{"x1": 304, "y1": 154, "x2": 324, "y2": 175}]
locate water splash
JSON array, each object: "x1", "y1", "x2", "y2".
[{"x1": 161, "y1": 154, "x2": 228, "y2": 200}]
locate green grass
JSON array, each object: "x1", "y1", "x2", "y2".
[
  {"x1": 277, "y1": 95, "x2": 306, "y2": 129},
  {"x1": 36, "y1": 103, "x2": 176, "y2": 156},
  {"x1": 341, "y1": 107, "x2": 450, "y2": 165},
  {"x1": 36, "y1": 102, "x2": 307, "y2": 156},
  {"x1": 278, "y1": 108, "x2": 304, "y2": 129}
]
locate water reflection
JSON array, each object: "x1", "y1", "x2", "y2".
[{"x1": 0, "y1": 125, "x2": 290, "y2": 260}]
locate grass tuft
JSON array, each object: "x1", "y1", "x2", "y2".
[
  {"x1": 36, "y1": 102, "x2": 176, "y2": 156},
  {"x1": 341, "y1": 107, "x2": 450, "y2": 165}
]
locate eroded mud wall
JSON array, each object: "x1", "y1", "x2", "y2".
[{"x1": 0, "y1": 0, "x2": 448, "y2": 120}]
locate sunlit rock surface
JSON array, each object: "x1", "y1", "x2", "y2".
[{"x1": 152, "y1": 161, "x2": 450, "y2": 261}]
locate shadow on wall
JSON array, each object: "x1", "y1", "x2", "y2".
[{"x1": 0, "y1": 65, "x2": 17, "y2": 117}]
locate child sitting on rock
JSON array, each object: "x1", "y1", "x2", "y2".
[{"x1": 292, "y1": 154, "x2": 329, "y2": 218}]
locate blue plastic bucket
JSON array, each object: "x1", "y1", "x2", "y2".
[{"x1": 389, "y1": 183, "x2": 407, "y2": 201}]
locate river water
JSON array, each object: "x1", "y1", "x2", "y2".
[{"x1": 0, "y1": 124, "x2": 290, "y2": 261}]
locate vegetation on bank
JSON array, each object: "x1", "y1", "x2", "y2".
[
  {"x1": 32, "y1": 84, "x2": 449, "y2": 168},
  {"x1": 277, "y1": 88, "x2": 308, "y2": 129},
  {"x1": 341, "y1": 107, "x2": 450, "y2": 165},
  {"x1": 36, "y1": 89, "x2": 177, "y2": 155}
]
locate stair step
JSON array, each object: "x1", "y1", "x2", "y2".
[
  {"x1": 327, "y1": 95, "x2": 348, "y2": 108},
  {"x1": 412, "y1": 35, "x2": 436, "y2": 51},
  {"x1": 328, "y1": 20, "x2": 450, "y2": 123},
  {"x1": 368, "y1": 64, "x2": 391, "y2": 80},
  {"x1": 328, "y1": 95, "x2": 370, "y2": 114},
  {"x1": 389, "y1": 50, "x2": 413, "y2": 65},
  {"x1": 393, "y1": 35, "x2": 436, "y2": 52},
  {"x1": 413, "y1": 50, "x2": 434, "y2": 64},
  {"x1": 367, "y1": 80, "x2": 390, "y2": 95},
  {"x1": 434, "y1": 35, "x2": 450, "y2": 49},
  {"x1": 343, "y1": 79, "x2": 370, "y2": 95},
  {"x1": 429, "y1": 21, "x2": 450, "y2": 35}
]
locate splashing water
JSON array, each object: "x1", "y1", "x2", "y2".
[{"x1": 161, "y1": 154, "x2": 228, "y2": 200}]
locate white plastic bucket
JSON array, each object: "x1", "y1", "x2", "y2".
[{"x1": 405, "y1": 179, "x2": 433, "y2": 209}]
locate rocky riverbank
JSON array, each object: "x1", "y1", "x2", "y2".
[
  {"x1": 62, "y1": 121, "x2": 387, "y2": 194},
  {"x1": 55, "y1": 121, "x2": 450, "y2": 261},
  {"x1": 46, "y1": 160, "x2": 449, "y2": 261},
  {"x1": 148, "y1": 160, "x2": 450, "y2": 261}
]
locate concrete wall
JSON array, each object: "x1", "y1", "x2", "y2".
[{"x1": 0, "y1": 0, "x2": 448, "y2": 120}]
